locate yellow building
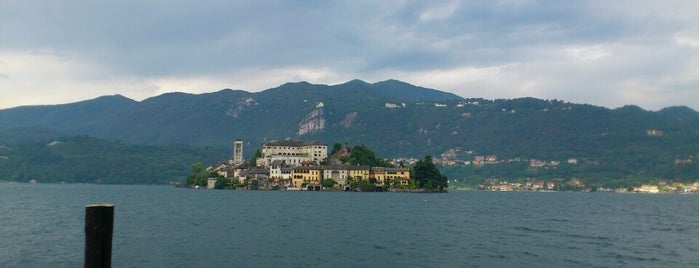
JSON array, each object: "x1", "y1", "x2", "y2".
[
  {"x1": 371, "y1": 167, "x2": 410, "y2": 185},
  {"x1": 387, "y1": 167, "x2": 410, "y2": 185},
  {"x1": 347, "y1": 165, "x2": 370, "y2": 181},
  {"x1": 370, "y1": 168, "x2": 386, "y2": 184},
  {"x1": 291, "y1": 166, "x2": 324, "y2": 188}
]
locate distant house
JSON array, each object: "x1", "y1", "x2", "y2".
[
  {"x1": 371, "y1": 167, "x2": 410, "y2": 185},
  {"x1": 530, "y1": 160, "x2": 545, "y2": 168},
  {"x1": 324, "y1": 165, "x2": 350, "y2": 187},
  {"x1": 269, "y1": 160, "x2": 293, "y2": 187},
  {"x1": 347, "y1": 165, "x2": 370, "y2": 181},
  {"x1": 474, "y1": 156, "x2": 485, "y2": 166},
  {"x1": 634, "y1": 184, "x2": 659, "y2": 193},
  {"x1": 207, "y1": 177, "x2": 217, "y2": 189},
  {"x1": 291, "y1": 165, "x2": 324, "y2": 188},
  {"x1": 246, "y1": 166, "x2": 270, "y2": 189},
  {"x1": 370, "y1": 167, "x2": 386, "y2": 183},
  {"x1": 485, "y1": 155, "x2": 497, "y2": 163},
  {"x1": 675, "y1": 158, "x2": 693, "y2": 165},
  {"x1": 568, "y1": 178, "x2": 584, "y2": 188},
  {"x1": 232, "y1": 163, "x2": 249, "y2": 184},
  {"x1": 209, "y1": 161, "x2": 229, "y2": 177},
  {"x1": 646, "y1": 129, "x2": 664, "y2": 136}
]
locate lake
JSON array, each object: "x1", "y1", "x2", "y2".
[{"x1": 0, "y1": 183, "x2": 697, "y2": 267}]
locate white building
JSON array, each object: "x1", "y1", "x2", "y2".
[
  {"x1": 269, "y1": 160, "x2": 293, "y2": 186},
  {"x1": 256, "y1": 140, "x2": 328, "y2": 167},
  {"x1": 323, "y1": 165, "x2": 350, "y2": 187}
]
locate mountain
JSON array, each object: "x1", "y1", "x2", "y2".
[
  {"x1": 1, "y1": 79, "x2": 699, "y2": 185},
  {"x1": 1, "y1": 80, "x2": 698, "y2": 158},
  {"x1": 0, "y1": 79, "x2": 465, "y2": 154},
  {"x1": 0, "y1": 135, "x2": 224, "y2": 184}
]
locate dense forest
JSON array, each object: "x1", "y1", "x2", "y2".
[{"x1": 0, "y1": 136, "x2": 224, "y2": 184}]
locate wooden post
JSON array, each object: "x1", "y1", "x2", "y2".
[{"x1": 85, "y1": 204, "x2": 114, "y2": 268}]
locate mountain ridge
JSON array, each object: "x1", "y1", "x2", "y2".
[
  {"x1": 1, "y1": 79, "x2": 699, "y2": 185},
  {"x1": 1, "y1": 79, "x2": 698, "y2": 158}
]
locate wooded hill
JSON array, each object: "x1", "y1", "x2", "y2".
[{"x1": 1, "y1": 79, "x2": 698, "y2": 185}]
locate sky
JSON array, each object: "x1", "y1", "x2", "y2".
[{"x1": 1, "y1": 0, "x2": 698, "y2": 111}]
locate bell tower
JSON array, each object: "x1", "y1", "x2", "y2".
[{"x1": 233, "y1": 139, "x2": 243, "y2": 164}]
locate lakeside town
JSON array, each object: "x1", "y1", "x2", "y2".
[
  {"x1": 194, "y1": 139, "x2": 442, "y2": 192},
  {"x1": 471, "y1": 177, "x2": 699, "y2": 193},
  {"x1": 428, "y1": 139, "x2": 699, "y2": 193}
]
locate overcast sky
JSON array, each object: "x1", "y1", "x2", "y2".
[{"x1": 1, "y1": 0, "x2": 698, "y2": 110}]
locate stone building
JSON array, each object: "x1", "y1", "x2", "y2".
[{"x1": 256, "y1": 140, "x2": 327, "y2": 167}]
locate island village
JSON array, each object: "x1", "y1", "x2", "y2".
[
  {"x1": 190, "y1": 138, "x2": 699, "y2": 194},
  {"x1": 196, "y1": 139, "x2": 416, "y2": 191}
]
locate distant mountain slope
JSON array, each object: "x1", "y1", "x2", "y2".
[
  {"x1": 0, "y1": 136, "x2": 223, "y2": 184},
  {"x1": 0, "y1": 94, "x2": 137, "y2": 132},
  {"x1": 1, "y1": 79, "x2": 698, "y2": 162}
]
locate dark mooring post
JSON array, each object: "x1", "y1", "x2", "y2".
[{"x1": 85, "y1": 204, "x2": 114, "y2": 268}]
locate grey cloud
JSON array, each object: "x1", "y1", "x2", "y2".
[{"x1": 1, "y1": 0, "x2": 697, "y2": 110}]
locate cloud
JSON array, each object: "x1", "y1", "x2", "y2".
[
  {"x1": 419, "y1": 1, "x2": 460, "y2": 22},
  {"x1": 0, "y1": 50, "x2": 162, "y2": 107},
  {"x1": 1, "y1": 0, "x2": 698, "y2": 111}
]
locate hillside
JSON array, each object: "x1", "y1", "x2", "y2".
[
  {"x1": 2, "y1": 80, "x2": 698, "y2": 159},
  {"x1": 0, "y1": 136, "x2": 224, "y2": 184},
  {"x1": 1, "y1": 79, "x2": 699, "y2": 185},
  {"x1": 0, "y1": 79, "x2": 466, "y2": 154}
]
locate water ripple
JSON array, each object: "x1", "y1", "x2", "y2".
[{"x1": 0, "y1": 185, "x2": 697, "y2": 267}]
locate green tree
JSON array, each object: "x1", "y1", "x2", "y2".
[
  {"x1": 186, "y1": 162, "x2": 209, "y2": 187},
  {"x1": 214, "y1": 177, "x2": 228, "y2": 189},
  {"x1": 249, "y1": 149, "x2": 262, "y2": 166},
  {"x1": 358, "y1": 179, "x2": 375, "y2": 192},
  {"x1": 323, "y1": 178, "x2": 336, "y2": 188},
  {"x1": 342, "y1": 144, "x2": 392, "y2": 167},
  {"x1": 330, "y1": 142, "x2": 342, "y2": 155},
  {"x1": 412, "y1": 156, "x2": 448, "y2": 190},
  {"x1": 347, "y1": 175, "x2": 358, "y2": 190}
]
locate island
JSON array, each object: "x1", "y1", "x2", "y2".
[{"x1": 186, "y1": 139, "x2": 447, "y2": 192}]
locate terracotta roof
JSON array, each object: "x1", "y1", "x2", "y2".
[{"x1": 247, "y1": 166, "x2": 270, "y2": 175}]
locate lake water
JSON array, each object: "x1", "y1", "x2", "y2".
[{"x1": 0, "y1": 183, "x2": 697, "y2": 267}]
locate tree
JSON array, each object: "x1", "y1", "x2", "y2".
[
  {"x1": 358, "y1": 179, "x2": 375, "y2": 192},
  {"x1": 214, "y1": 177, "x2": 228, "y2": 189},
  {"x1": 249, "y1": 149, "x2": 262, "y2": 166},
  {"x1": 323, "y1": 178, "x2": 336, "y2": 188},
  {"x1": 330, "y1": 142, "x2": 342, "y2": 155},
  {"x1": 342, "y1": 144, "x2": 392, "y2": 167},
  {"x1": 347, "y1": 175, "x2": 358, "y2": 190},
  {"x1": 186, "y1": 162, "x2": 209, "y2": 187},
  {"x1": 412, "y1": 156, "x2": 448, "y2": 190}
]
